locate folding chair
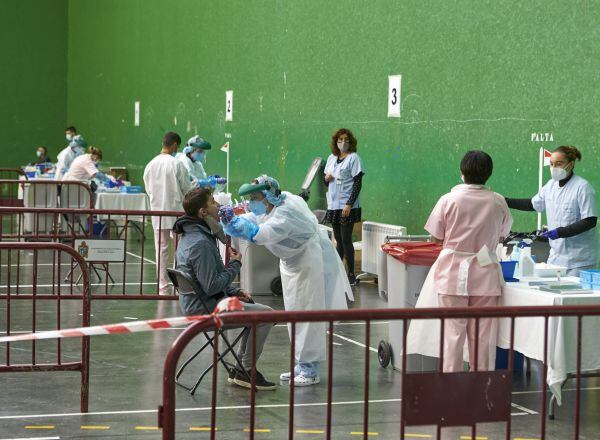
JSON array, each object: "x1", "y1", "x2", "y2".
[{"x1": 167, "y1": 268, "x2": 252, "y2": 395}]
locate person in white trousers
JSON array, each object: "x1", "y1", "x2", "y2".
[{"x1": 143, "y1": 132, "x2": 192, "y2": 295}]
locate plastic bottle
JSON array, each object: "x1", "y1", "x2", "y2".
[{"x1": 518, "y1": 245, "x2": 535, "y2": 278}]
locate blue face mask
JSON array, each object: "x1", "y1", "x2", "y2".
[
  {"x1": 249, "y1": 200, "x2": 267, "y2": 216},
  {"x1": 192, "y1": 151, "x2": 206, "y2": 164}
]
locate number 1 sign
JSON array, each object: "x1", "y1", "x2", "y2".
[{"x1": 387, "y1": 75, "x2": 401, "y2": 118}]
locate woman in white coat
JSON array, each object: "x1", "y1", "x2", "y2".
[{"x1": 223, "y1": 175, "x2": 353, "y2": 386}]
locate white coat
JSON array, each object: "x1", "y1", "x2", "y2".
[
  {"x1": 54, "y1": 146, "x2": 77, "y2": 181},
  {"x1": 243, "y1": 192, "x2": 352, "y2": 363},
  {"x1": 532, "y1": 175, "x2": 598, "y2": 269},
  {"x1": 143, "y1": 153, "x2": 192, "y2": 230},
  {"x1": 176, "y1": 152, "x2": 207, "y2": 182}
]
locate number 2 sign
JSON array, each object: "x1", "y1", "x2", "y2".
[
  {"x1": 225, "y1": 90, "x2": 233, "y2": 122},
  {"x1": 387, "y1": 75, "x2": 401, "y2": 118}
]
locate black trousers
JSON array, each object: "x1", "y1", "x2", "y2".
[{"x1": 331, "y1": 222, "x2": 355, "y2": 275}]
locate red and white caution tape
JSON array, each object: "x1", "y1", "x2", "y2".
[{"x1": 0, "y1": 297, "x2": 243, "y2": 344}]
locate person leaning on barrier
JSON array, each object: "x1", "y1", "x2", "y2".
[{"x1": 173, "y1": 187, "x2": 277, "y2": 391}]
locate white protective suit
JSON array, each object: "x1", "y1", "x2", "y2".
[
  {"x1": 242, "y1": 192, "x2": 353, "y2": 363},
  {"x1": 176, "y1": 152, "x2": 207, "y2": 182},
  {"x1": 54, "y1": 146, "x2": 78, "y2": 181}
]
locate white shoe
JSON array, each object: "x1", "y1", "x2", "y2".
[
  {"x1": 279, "y1": 371, "x2": 292, "y2": 381},
  {"x1": 292, "y1": 374, "x2": 320, "y2": 387}
]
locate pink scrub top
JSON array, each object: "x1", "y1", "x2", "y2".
[
  {"x1": 63, "y1": 154, "x2": 97, "y2": 181},
  {"x1": 425, "y1": 184, "x2": 513, "y2": 296}
]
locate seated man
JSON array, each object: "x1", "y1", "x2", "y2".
[{"x1": 173, "y1": 187, "x2": 276, "y2": 390}]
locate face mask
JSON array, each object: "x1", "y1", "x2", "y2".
[
  {"x1": 36, "y1": 151, "x2": 43, "y2": 158},
  {"x1": 337, "y1": 141, "x2": 350, "y2": 152},
  {"x1": 66, "y1": 134, "x2": 73, "y2": 141},
  {"x1": 550, "y1": 165, "x2": 568, "y2": 181},
  {"x1": 192, "y1": 151, "x2": 206, "y2": 164},
  {"x1": 249, "y1": 200, "x2": 267, "y2": 216}
]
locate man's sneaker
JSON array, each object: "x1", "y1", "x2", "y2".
[
  {"x1": 233, "y1": 369, "x2": 277, "y2": 391},
  {"x1": 279, "y1": 371, "x2": 292, "y2": 382},
  {"x1": 292, "y1": 374, "x2": 320, "y2": 387}
]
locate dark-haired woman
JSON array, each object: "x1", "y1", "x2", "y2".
[
  {"x1": 324, "y1": 128, "x2": 365, "y2": 286},
  {"x1": 506, "y1": 146, "x2": 597, "y2": 276},
  {"x1": 425, "y1": 150, "x2": 512, "y2": 372}
]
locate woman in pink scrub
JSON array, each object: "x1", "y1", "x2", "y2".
[{"x1": 425, "y1": 151, "x2": 512, "y2": 372}]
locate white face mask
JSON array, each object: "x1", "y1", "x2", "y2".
[
  {"x1": 337, "y1": 141, "x2": 350, "y2": 152},
  {"x1": 66, "y1": 134, "x2": 73, "y2": 141},
  {"x1": 550, "y1": 165, "x2": 568, "y2": 181}
]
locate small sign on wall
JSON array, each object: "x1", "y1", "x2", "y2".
[
  {"x1": 75, "y1": 239, "x2": 125, "y2": 262},
  {"x1": 388, "y1": 75, "x2": 402, "y2": 118},
  {"x1": 225, "y1": 90, "x2": 233, "y2": 121}
]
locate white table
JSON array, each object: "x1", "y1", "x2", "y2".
[
  {"x1": 95, "y1": 192, "x2": 149, "y2": 220},
  {"x1": 406, "y1": 267, "x2": 600, "y2": 407},
  {"x1": 95, "y1": 192, "x2": 150, "y2": 238},
  {"x1": 18, "y1": 176, "x2": 58, "y2": 234},
  {"x1": 497, "y1": 278, "x2": 600, "y2": 406}
]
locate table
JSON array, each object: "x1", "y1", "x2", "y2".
[
  {"x1": 19, "y1": 176, "x2": 58, "y2": 234},
  {"x1": 497, "y1": 278, "x2": 600, "y2": 406},
  {"x1": 406, "y1": 267, "x2": 600, "y2": 407},
  {"x1": 95, "y1": 192, "x2": 150, "y2": 238}
]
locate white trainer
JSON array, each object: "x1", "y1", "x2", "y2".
[
  {"x1": 292, "y1": 374, "x2": 320, "y2": 387},
  {"x1": 279, "y1": 371, "x2": 292, "y2": 381}
]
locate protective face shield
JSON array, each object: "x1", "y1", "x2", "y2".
[
  {"x1": 186, "y1": 135, "x2": 212, "y2": 151},
  {"x1": 249, "y1": 199, "x2": 268, "y2": 216},
  {"x1": 550, "y1": 163, "x2": 570, "y2": 181}
]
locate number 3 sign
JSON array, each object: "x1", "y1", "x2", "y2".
[{"x1": 387, "y1": 75, "x2": 401, "y2": 118}]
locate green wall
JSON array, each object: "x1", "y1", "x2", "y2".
[
  {"x1": 67, "y1": 1, "x2": 600, "y2": 233},
  {"x1": 0, "y1": 0, "x2": 68, "y2": 167}
]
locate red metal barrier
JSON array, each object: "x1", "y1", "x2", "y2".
[
  {"x1": 160, "y1": 305, "x2": 600, "y2": 440},
  {"x1": 0, "y1": 169, "x2": 27, "y2": 181},
  {"x1": 0, "y1": 242, "x2": 91, "y2": 412},
  {"x1": 0, "y1": 179, "x2": 93, "y2": 211},
  {"x1": 0, "y1": 206, "x2": 187, "y2": 299}
]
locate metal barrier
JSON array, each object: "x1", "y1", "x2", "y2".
[
  {"x1": 0, "y1": 242, "x2": 91, "y2": 412},
  {"x1": 0, "y1": 179, "x2": 93, "y2": 211},
  {"x1": 159, "y1": 305, "x2": 600, "y2": 440},
  {"x1": 0, "y1": 168, "x2": 26, "y2": 181},
  {"x1": 0, "y1": 206, "x2": 184, "y2": 299}
]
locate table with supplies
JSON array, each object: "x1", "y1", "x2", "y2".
[{"x1": 406, "y1": 270, "x2": 600, "y2": 408}]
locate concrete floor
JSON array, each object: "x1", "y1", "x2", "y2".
[{"x1": 0, "y1": 240, "x2": 599, "y2": 439}]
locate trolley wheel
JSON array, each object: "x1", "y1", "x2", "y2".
[
  {"x1": 270, "y1": 276, "x2": 283, "y2": 296},
  {"x1": 378, "y1": 340, "x2": 392, "y2": 368}
]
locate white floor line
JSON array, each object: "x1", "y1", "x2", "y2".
[
  {"x1": 125, "y1": 251, "x2": 156, "y2": 265},
  {"x1": 511, "y1": 402, "x2": 538, "y2": 415},
  {"x1": 0, "y1": 398, "x2": 540, "y2": 421},
  {"x1": 331, "y1": 332, "x2": 378, "y2": 353}
]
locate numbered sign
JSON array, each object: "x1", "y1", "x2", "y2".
[
  {"x1": 134, "y1": 101, "x2": 140, "y2": 127},
  {"x1": 387, "y1": 75, "x2": 401, "y2": 118},
  {"x1": 225, "y1": 90, "x2": 233, "y2": 121}
]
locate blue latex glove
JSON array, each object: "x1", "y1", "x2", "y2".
[
  {"x1": 542, "y1": 228, "x2": 560, "y2": 240},
  {"x1": 222, "y1": 216, "x2": 259, "y2": 241},
  {"x1": 95, "y1": 172, "x2": 111, "y2": 184}
]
